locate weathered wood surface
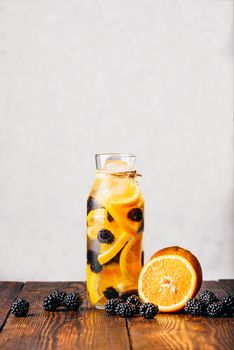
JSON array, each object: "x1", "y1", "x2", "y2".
[
  {"x1": 0, "y1": 282, "x2": 130, "y2": 350},
  {"x1": 127, "y1": 281, "x2": 234, "y2": 350},
  {"x1": 0, "y1": 282, "x2": 23, "y2": 331},
  {"x1": 0, "y1": 280, "x2": 233, "y2": 349}
]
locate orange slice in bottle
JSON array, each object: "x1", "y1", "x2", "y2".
[
  {"x1": 87, "y1": 208, "x2": 105, "y2": 227},
  {"x1": 105, "y1": 202, "x2": 143, "y2": 237},
  {"x1": 110, "y1": 179, "x2": 140, "y2": 207},
  {"x1": 138, "y1": 246, "x2": 202, "y2": 312},
  {"x1": 87, "y1": 208, "x2": 121, "y2": 240},
  {"x1": 97, "y1": 232, "x2": 130, "y2": 265},
  {"x1": 87, "y1": 264, "x2": 134, "y2": 304},
  {"x1": 119, "y1": 236, "x2": 142, "y2": 282},
  {"x1": 95, "y1": 177, "x2": 140, "y2": 208}
]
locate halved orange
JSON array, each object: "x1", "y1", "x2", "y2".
[{"x1": 138, "y1": 246, "x2": 202, "y2": 312}]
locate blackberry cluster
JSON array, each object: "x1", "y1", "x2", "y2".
[
  {"x1": 139, "y1": 303, "x2": 159, "y2": 319},
  {"x1": 127, "y1": 208, "x2": 143, "y2": 222},
  {"x1": 43, "y1": 290, "x2": 82, "y2": 312},
  {"x1": 199, "y1": 290, "x2": 218, "y2": 306},
  {"x1": 103, "y1": 287, "x2": 119, "y2": 300},
  {"x1": 97, "y1": 229, "x2": 115, "y2": 244},
  {"x1": 126, "y1": 295, "x2": 142, "y2": 313},
  {"x1": 43, "y1": 293, "x2": 59, "y2": 311},
  {"x1": 120, "y1": 289, "x2": 139, "y2": 301},
  {"x1": 207, "y1": 301, "x2": 224, "y2": 317},
  {"x1": 221, "y1": 296, "x2": 234, "y2": 316},
  {"x1": 11, "y1": 299, "x2": 29, "y2": 317},
  {"x1": 105, "y1": 298, "x2": 123, "y2": 314},
  {"x1": 184, "y1": 299, "x2": 204, "y2": 316},
  {"x1": 64, "y1": 292, "x2": 83, "y2": 311},
  {"x1": 104, "y1": 291, "x2": 159, "y2": 319},
  {"x1": 115, "y1": 302, "x2": 135, "y2": 318},
  {"x1": 87, "y1": 196, "x2": 101, "y2": 215},
  {"x1": 51, "y1": 290, "x2": 67, "y2": 305},
  {"x1": 184, "y1": 290, "x2": 234, "y2": 317},
  {"x1": 87, "y1": 249, "x2": 103, "y2": 273}
]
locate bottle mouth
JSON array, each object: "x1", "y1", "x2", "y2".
[
  {"x1": 95, "y1": 153, "x2": 136, "y2": 172},
  {"x1": 95, "y1": 153, "x2": 136, "y2": 158}
]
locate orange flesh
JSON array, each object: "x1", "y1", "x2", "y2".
[
  {"x1": 140, "y1": 257, "x2": 195, "y2": 306},
  {"x1": 138, "y1": 249, "x2": 202, "y2": 312}
]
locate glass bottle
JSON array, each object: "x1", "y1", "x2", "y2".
[{"x1": 86, "y1": 153, "x2": 144, "y2": 309}]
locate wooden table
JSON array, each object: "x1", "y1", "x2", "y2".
[{"x1": 0, "y1": 280, "x2": 233, "y2": 349}]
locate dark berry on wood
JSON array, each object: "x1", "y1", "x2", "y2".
[{"x1": 11, "y1": 299, "x2": 29, "y2": 317}]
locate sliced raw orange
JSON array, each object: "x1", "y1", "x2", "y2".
[
  {"x1": 95, "y1": 177, "x2": 140, "y2": 208},
  {"x1": 87, "y1": 208, "x2": 106, "y2": 227},
  {"x1": 138, "y1": 246, "x2": 202, "y2": 312},
  {"x1": 87, "y1": 264, "x2": 134, "y2": 305},
  {"x1": 97, "y1": 232, "x2": 130, "y2": 265},
  {"x1": 87, "y1": 208, "x2": 122, "y2": 240},
  {"x1": 119, "y1": 236, "x2": 142, "y2": 282},
  {"x1": 105, "y1": 202, "x2": 143, "y2": 237}
]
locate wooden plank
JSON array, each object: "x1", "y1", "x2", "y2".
[
  {"x1": 184, "y1": 281, "x2": 234, "y2": 350},
  {"x1": 0, "y1": 282, "x2": 23, "y2": 332},
  {"x1": 199, "y1": 280, "x2": 229, "y2": 299},
  {"x1": 218, "y1": 280, "x2": 234, "y2": 295},
  {"x1": 127, "y1": 281, "x2": 234, "y2": 350},
  {"x1": 0, "y1": 282, "x2": 130, "y2": 350}
]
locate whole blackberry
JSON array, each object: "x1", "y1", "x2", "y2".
[
  {"x1": 139, "y1": 303, "x2": 159, "y2": 319},
  {"x1": 11, "y1": 299, "x2": 29, "y2": 317},
  {"x1": 43, "y1": 293, "x2": 59, "y2": 311},
  {"x1": 126, "y1": 295, "x2": 142, "y2": 313},
  {"x1": 199, "y1": 290, "x2": 219, "y2": 306},
  {"x1": 121, "y1": 289, "x2": 139, "y2": 301},
  {"x1": 90, "y1": 259, "x2": 103, "y2": 273},
  {"x1": 127, "y1": 208, "x2": 143, "y2": 222},
  {"x1": 97, "y1": 229, "x2": 115, "y2": 244},
  {"x1": 221, "y1": 296, "x2": 234, "y2": 316},
  {"x1": 103, "y1": 287, "x2": 119, "y2": 300},
  {"x1": 51, "y1": 290, "x2": 67, "y2": 306},
  {"x1": 115, "y1": 302, "x2": 135, "y2": 318},
  {"x1": 207, "y1": 301, "x2": 224, "y2": 317},
  {"x1": 105, "y1": 298, "x2": 122, "y2": 315},
  {"x1": 64, "y1": 292, "x2": 83, "y2": 311},
  {"x1": 87, "y1": 250, "x2": 103, "y2": 273},
  {"x1": 184, "y1": 299, "x2": 204, "y2": 316},
  {"x1": 107, "y1": 212, "x2": 114, "y2": 222},
  {"x1": 87, "y1": 196, "x2": 101, "y2": 215},
  {"x1": 87, "y1": 249, "x2": 96, "y2": 264}
]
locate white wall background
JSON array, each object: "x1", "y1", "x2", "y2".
[{"x1": 0, "y1": 0, "x2": 233, "y2": 281}]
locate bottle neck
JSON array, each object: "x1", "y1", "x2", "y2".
[
  {"x1": 95, "y1": 153, "x2": 136, "y2": 172},
  {"x1": 96, "y1": 169, "x2": 138, "y2": 179}
]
